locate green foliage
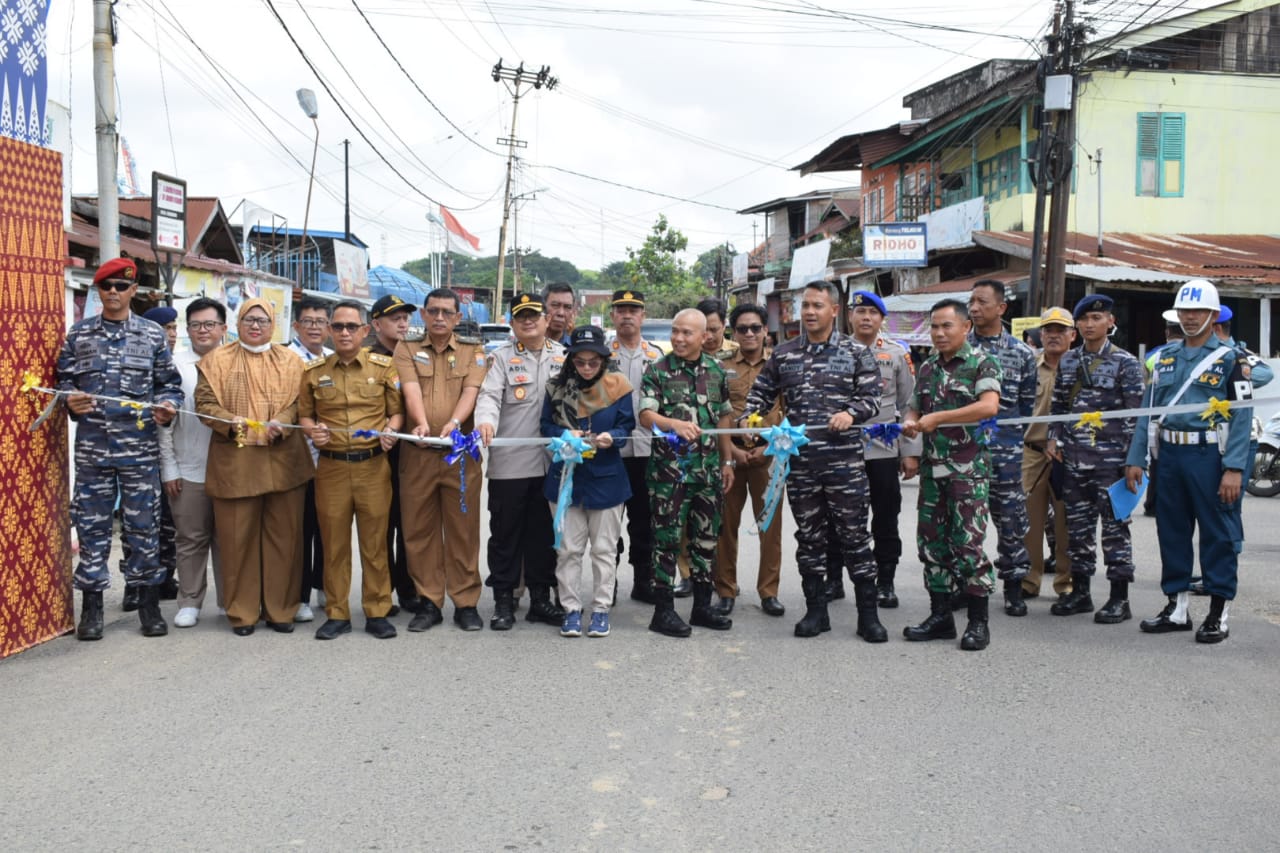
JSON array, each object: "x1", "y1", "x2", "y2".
[
  {"x1": 401, "y1": 250, "x2": 581, "y2": 290},
  {"x1": 691, "y1": 242, "x2": 736, "y2": 286},
  {"x1": 622, "y1": 216, "x2": 708, "y2": 317},
  {"x1": 828, "y1": 229, "x2": 862, "y2": 261}
]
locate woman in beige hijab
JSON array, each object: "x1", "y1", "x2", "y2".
[{"x1": 196, "y1": 298, "x2": 314, "y2": 635}]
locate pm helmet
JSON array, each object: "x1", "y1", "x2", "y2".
[{"x1": 1172, "y1": 279, "x2": 1221, "y2": 312}]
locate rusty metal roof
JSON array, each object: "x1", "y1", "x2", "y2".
[{"x1": 973, "y1": 231, "x2": 1280, "y2": 287}]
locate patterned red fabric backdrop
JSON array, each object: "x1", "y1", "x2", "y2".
[{"x1": 0, "y1": 135, "x2": 72, "y2": 658}]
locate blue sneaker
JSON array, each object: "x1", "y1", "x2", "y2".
[
  {"x1": 587, "y1": 611, "x2": 610, "y2": 637},
  {"x1": 560, "y1": 610, "x2": 582, "y2": 637}
]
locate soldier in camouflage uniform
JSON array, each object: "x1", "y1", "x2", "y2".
[
  {"x1": 56, "y1": 257, "x2": 183, "y2": 640},
  {"x1": 743, "y1": 281, "x2": 885, "y2": 642},
  {"x1": 967, "y1": 279, "x2": 1036, "y2": 617},
  {"x1": 902, "y1": 299, "x2": 1002, "y2": 651},
  {"x1": 638, "y1": 309, "x2": 736, "y2": 637},
  {"x1": 1046, "y1": 295, "x2": 1146, "y2": 624}
]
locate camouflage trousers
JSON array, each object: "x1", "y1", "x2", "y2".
[
  {"x1": 989, "y1": 446, "x2": 1031, "y2": 581},
  {"x1": 120, "y1": 491, "x2": 175, "y2": 577},
  {"x1": 72, "y1": 462, "x2": 164, "y2": 591},
  {"x1": 918, "y1": 470, "x2": 995, "y2": 595},
  {"x1": 650, "y1": 479, "x2": 721, "y2": 588},
  {"x1": 790, "y1": 454, "x2": 874, "y2": 580},
  {"x1": 1063, "y1": 461, "x2": 1135, "y2": 582}
]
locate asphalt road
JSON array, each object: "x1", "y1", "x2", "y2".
[{"x1": 3, "y1": 482, "x2": 1279, "y2": 851}]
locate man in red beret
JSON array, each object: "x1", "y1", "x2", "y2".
[{"x1": 56, "y1": 257, "x2": 184, "y2": 640}]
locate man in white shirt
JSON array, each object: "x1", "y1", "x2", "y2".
[{"x1": 159, "y1": 298, "x2": 227, "y2": 627}]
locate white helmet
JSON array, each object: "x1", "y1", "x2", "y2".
[{"x1": 1173, "y1": 279, "x2": 1221, "y2": 311}]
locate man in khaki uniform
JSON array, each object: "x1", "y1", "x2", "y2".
[
  {"x1": 1021, "y1": 306, "x2": 1075, "y2": 602},
  {"x1": 395, "y1": 288, "x2": 489, "y2": 632},
  {"x1": 299, "y1": 301, "x2": 404, "y2": 640},
  {"x1": 713, "y1": 302, "x2": 785, "y2": 617}
]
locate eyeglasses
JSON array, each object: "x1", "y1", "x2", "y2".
[
  {"x1": 96, "y1": 280, "x2": 133, "y2": 293},
  {"x1": 572, "y1": 357, "x2": 603, "y2": 368},
  {"x1": 330, "y1": 322, "x2": 363, "y2": 334},
  {"x1": 241, "y1": 316, "x2": 272, "y2": 328},
  {"x1": 424, "y1": 308, "x2": 457, "y2": 318},
  {"x1": 297, "y1": 318, "x2": 328, "y2": 328},
  {"x1": 734, "y1": 324, "x2": 764, "y2": 334},
  {"x1": 188, "y1": 321, "x2": 224, "y2": 332}
]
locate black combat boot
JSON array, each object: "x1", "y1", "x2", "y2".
[
  {"x1": 76, "y1": 590, "x2": 104, "y2": 641},
  {"x1": 672, "y1": 576, "x2": 693, "y2": 598},
  {"x1": 137, "y1": 585, "x2": 168, "y2": 637},
  {"x1": 1094, "y1": 580, "x2": 1132, "y2": 624},
  {"x1": 630, "y1": 556, "x2": 658, "y2": 605},
  {"x1": 690, "y1": 581, "x2": 732, "y2": 630},
  {"x1": 904, "y1": 591, "x2": 957, "y2": 641},
  {"x1": 794, "y1": 574, "x2": 831, "y2": 638},
  {"x1": 824, "y1": 570, "x2": 846, "y2": 602},
  {"x1": 948, "y1": 590, "x2": 971, "y2": 612},
  {"x1": 121, "y1": 584, "x2": 141, "y2": 612},
  {"x1": 875, "y1": 564, "x2": 898, "y2": 608},
  {"x1": 1195, "y1": 595, "x2": 1230, "y2": 644},
  {"x1": 526, "y1": 585, "x2": 564, "y2": 625},
  {"x1": 1051, "y1": 573, "x2": 1094, "y2": 616},
  {"x1": 853, "y1": 579, "x2": 888, "y2": 643},
  {"x1": 649, "y1": 587, "x2": 691, "y2": 638},
  {"x1": 489, "y1": 588, "x2": 516, "y2": 631},
  {"x1": 1003, "y1": 578, "x2": 1027, "y2": 617},
  {"x1": 960, "y1": 594, "x2": 990, "y2": 651}
]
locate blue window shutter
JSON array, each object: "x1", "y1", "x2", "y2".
[
  {"x1": 1136, "y1": 113, "x2": 1160, "y2": 196},
  {"x1": 1160, "y1": 113, "x2": 1186, "y2": 197}
]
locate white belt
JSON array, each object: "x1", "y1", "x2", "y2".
[{"x1": 1159, "y1": 429, "x2": 1212, "y2": 446}]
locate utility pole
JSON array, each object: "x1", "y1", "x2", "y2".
[
  {"x1": 343, "y1": 139, "x2": 351, "y2": 242},
  {"x1": 93, "y1": 0, "x2": 120, "y2": 262},
  {"x1": 1094, "y1": 148, "x2": 1104, "y2": 257},
  {"x1": 1026, "y1": 6, "x2": 1059, "y2": 316},
  {"x1": 1043, "y1": 0, "x2": 1080, "y2": 310},
  {"x1": 492, "y1": 61, "x2": 558, "y2": 312}
]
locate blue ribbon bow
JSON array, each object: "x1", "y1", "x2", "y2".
[
  {"x1": 445, "y1": 429, "x2": 483, "y2": 512},
  {"x1": 651, "y1": 424, "x2": 694, "y2": 473},
  {"x1": 352, "y1": 429, "x2": 380, "y2": 439},
  {"x1": 864, "y1": 422, "x2": 903, "y2": 448},
  {"x1": 975, "y1": 417, "x2": 998, "y2": 447},
  {"x1": 757, "y1": 418, "x2": 809, "y2": 532},
  {"x1": 547, "y1": 430, "x2": 592, "y2": 549}
]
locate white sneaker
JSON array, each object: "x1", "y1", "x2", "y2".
[
  {"x1": 295, "y1": 602, "x2": 315, "y2": 623},
  {"x1": 174, "y1": 607, "x2": 199, "y2": 628},
  {"x1": 315, "y1": 591, "x2": 327, "y2": 607}
]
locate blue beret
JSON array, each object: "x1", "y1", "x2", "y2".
[
  {"x1": 1217, "y1": 305, "x2": 1233, "y2": 324},
  {"x1": 849, "y1": 290, "x2": 887, "y2": 315},
  {"x1": 143, "y1": 306, "x2": 178, "y2": 325},
  {"x1": 1073, "y1": 294, "x2": 1114, "y2": 320}
]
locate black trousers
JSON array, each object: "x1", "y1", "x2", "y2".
[
  {"x1": 618, "y1": 456, "x2": 654, "y2": 583},
  {"x1": 826, "y1": 456, "x2": 901, "y2": 579},
  {"x1": 485, "y1": 476, "x2": 556, "y2": 591},
  {"x1": 385, "y1": 444, "x2": 412, "y2": 600},
  {"x1": 300, "y1": 478, "x2": 324, "y2": 600}
]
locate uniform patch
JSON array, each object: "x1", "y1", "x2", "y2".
[
  {"x1": 514, "y1": 386, "x2": 526, "y2": 400},
  {"x1": 509, "y1": 357, "x2": 523, "y2": 365},
  {"x1": 414, "y1": 352, "x2": 431, "y2": 364},
  {"x1": 475, "y1": 354, "x2": 486, "y2": 366}
]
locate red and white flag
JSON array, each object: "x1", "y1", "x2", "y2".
[{"x1": 439, "y1": 205, "x2": 481, "y2": 256}]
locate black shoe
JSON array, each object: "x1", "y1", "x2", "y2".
[
  {"x1": 761, "y1": 596, "x2": 786, "y2": 617},
  {"x1": 386, "y1": 605, "x2": 401, "y2": 618},
  {"x1": 1139, "y1": 595, "x2": 1194, "y2": 634},
  {"x1": 795, "y1": 575, "x2": 831, "y2": 638},
  {"x1": 876, "y1": 583, "x2": 899, "y2": 609},
  {"x1": 960, "y1": 595, "x2": 990, "y2": 651},
  {"x1": 630, "y1": 583, "x2": 658, "y2": 605},
  {"x1": 1189, "y1": 581, "x2": 1209, "y2": 596},
  {"x1": 1021, "y1": 586, "x2": 1041, "y2": 600},
  {"x1": 948, "y1": 590, "x2": 971, "y2": 612},
  {"x1": 823, "y1": 578, "x2": 846, "y2": 602},
  {"x1": 526, "y1": 586, "x2": 565, "y2": 625},
  {"x1": 1195, "y1": 595, "x2": 1229, "y2": 644},
  {"x1": 490, "y1": 588, "x2": 515, "y2": 631},
  {"x1": 121, "y1": 585, "x2": 141, "y2": 612},
  {"x1": 398, "y1": 594, "x2": 426, "y2": 615},
  {"x1": 1051, "y1": 575, "x2": 1094, "y2": 616},
  {"x1": 265, "y1": 621, "x2": 295, "y2": 633},
  {"x1": 232, "y1": 625, "x2": 255, "y2": 637},
  {"x1": 365, "y1": 617, "x2": 397, "y2": 639},
  {"x1": 691, "y1": 583, "x2": 732, "y2": 630},
  {"x1": 408, "y1": 600, "x2": 444, "y2": 632},
  {"x1": 76, "y1": 590, "x2": 104, "y2": 641},
  {"x1": 904, "y1": 591, "x2": 957, "y2": 641},
  {"x1": 159, "y1": 576, "x2": 180, "y2": 600},
  {"x1": 672, "y1": 578, "x2": 693, "y2": 599},
  {"x1": 853, "y1": 580, "x2": 888, "y2": 643},
  {"x1": 1003, "y1": 579, "x2": 1027, "y2": 618},
  {"x1": 714, "y1": 596, "x2": 735, "y2": 616},
  {"x1": 315, "y1": 619, "x2": 352, "y2": 640},
  {"x1": 649, "y1": 588, "x2": 691, "y2": 637},
  {"x1": 1094, "y1": 580, "x2": 1132, "y2": 624},
  {"x1": 137, "y1": 586, "x2": 168, "y2": 637},
  {"x1": 454, "y1": 606, "x2": 484, "y2": 631}
]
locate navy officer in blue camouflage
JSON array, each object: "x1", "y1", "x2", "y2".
[{"x1": 57, "y1": 257, "x2": 183, "y2": 640}]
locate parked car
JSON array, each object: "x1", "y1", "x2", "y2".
[
  {"x1": 480, "y1": 323, "x2": 512, "y2": 354},
  {"x1": 640, "y1": 319, "x2": 674, "y2": 354}
]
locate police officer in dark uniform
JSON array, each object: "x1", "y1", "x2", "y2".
[{"x1": 56, "y1": 257, "x2": 183, "y2": 640}]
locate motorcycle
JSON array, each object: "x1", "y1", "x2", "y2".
[{"x1": 1248, "y1": 412, "x2": 1280, "y2": 497}]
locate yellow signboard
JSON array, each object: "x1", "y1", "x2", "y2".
[{"x1": 1010, "y1": 316, "x2": 1041, "y2": 342}]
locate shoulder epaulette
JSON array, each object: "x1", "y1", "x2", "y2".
[
  {"x1": 368, "y1": 352, "x2": 393, "y2": 367},
  {"x1": 457, "y1": 335, "x2": 482, "y2": 346},
  {"x1": 305, "y1": 356, "x2": 328, "y2": 370},
  {"x1": 404, "y1": 331, "x2": 426, "y2": 343}
]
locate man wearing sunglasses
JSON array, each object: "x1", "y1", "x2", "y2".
[{"x1": 57, "y1": 257, "x2": 183, "y2": 640}]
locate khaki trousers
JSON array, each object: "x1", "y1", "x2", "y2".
[
  {"x1": 315, "y1": 454, "x2": 393, "y2": 621},
  {"x1": 169, "y1": 479, "x2": 223, "y2": 610},
  {"x1": 1022, "y1": 449, "x2": 1072, "y2": 596},
  {"x1": 400, "y1": 444, "x2": 483, "y2": 609},
  {"x1": 714, "y1": 459, "x2": 782, "y2": 600},
  {"x1": 213, "y1": 485, "x2": 305, "y2": 629},
  {"x1": 552, "y1": 502, "x2": 624, "y2": 613}
]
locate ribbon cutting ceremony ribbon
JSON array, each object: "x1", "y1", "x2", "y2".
[
  {"x1": 1074, "y1": 411, "x2": 1105, "y2": 446},
  {"x1": 865, "y1": 422, "x2": 904, "y2": 448},
  {"x1": 1200, "y1": 396, "x2": 1231, "y2": 426},
  {"x1": 445, "y1": 428, "x2": 483, "y2": 513},
  {"x1": 547, "y1": 430, "x2": 592, "y2": 549},
  {"x1": 756, "y1": 419, "x2": 809, "y2": 533}
]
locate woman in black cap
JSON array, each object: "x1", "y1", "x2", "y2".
[{"x1": 540, "y1": 325, "x2": 636, "y2": 637}]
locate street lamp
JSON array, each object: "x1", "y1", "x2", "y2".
[{"x1": 296, "y1": 88, "x2": 319, "y2": 287}]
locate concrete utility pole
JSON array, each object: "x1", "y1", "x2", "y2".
[
  {"x1": 92, "y1": 0, "x2": 120, "y2": 262},
  {"x1": 1043, "y1": 0, "x2": 1080, "y2": 311},
  {"x1": 492, "y1": 61, "x2": 557, "y2": 313}
]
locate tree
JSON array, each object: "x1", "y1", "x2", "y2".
[
  {"x1": 400, "y1": 250, "x2": 581, "y2": 290},
  {"x1": 691, "y1": 242, "x2": 736, "y2": 288},
  {"x1": 622, "y1": 215, "x2": 706, "y2": 317}
]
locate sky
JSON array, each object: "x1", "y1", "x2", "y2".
[{"x1": 43, "y1": 0, "x2": 1211, "y2": 276}]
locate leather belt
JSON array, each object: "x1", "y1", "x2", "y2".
[
  {"x1": 318, "y1": 445, "x2": 384, "y2": 462},
  {"x1": 1023, "y1": 440, "x2": 1045, "y2": 452},
  {"x1": 1159, "y1": 429, "x2": 1212, "y2": 446}
]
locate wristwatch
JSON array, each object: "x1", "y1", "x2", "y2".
[{"x1": 723, "y1": 460, "x2": 737, "y2": 469}]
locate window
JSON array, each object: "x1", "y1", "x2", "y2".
[{"x1": 1137, "y1": 112, "x2": 1185, "y2": 197}]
